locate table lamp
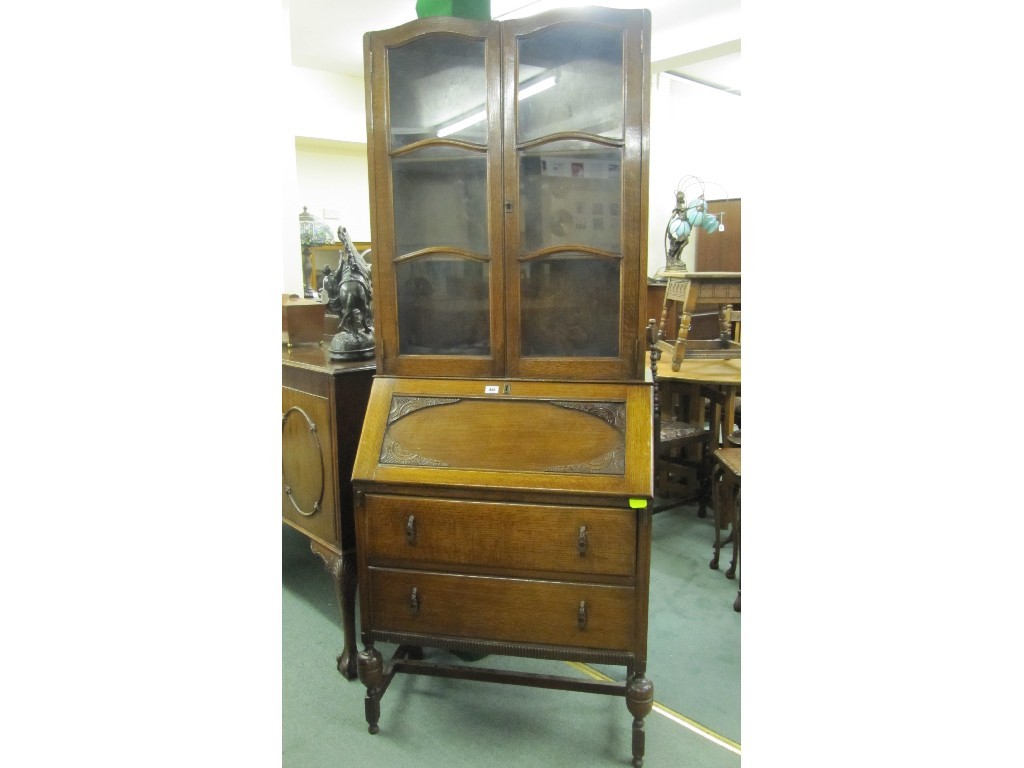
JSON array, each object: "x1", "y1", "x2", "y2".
[
  {"x1": 298, "y1": 206, "x2": 336, "y2": 298},
  {"x1": 656, "y1": 176, "x2": 723, "y2": 280}
]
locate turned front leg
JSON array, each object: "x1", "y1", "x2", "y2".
[
  {"x1": 357, "y1": 645, "x2": 384, "y2": 734},
  {"x1": 626, "y1": 673, "x2": 654, "y2": 768},
  {"x1": 672, "y1": 310, "x2": 692, "y2": 370},
  {"x1": 669, "y1": 277, "x2": 696, "y2": 371},
  {"x1": 718, "y1": 303, "x2": 734, "y2": 344}
]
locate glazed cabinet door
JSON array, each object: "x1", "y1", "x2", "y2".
[
  {"x1": 364, "y1": 9, "x2": 650, "y2": 382},
  {"x1": 364, "y1": 18, "x2": 506, "y2": 378},
  {"x1": 502, "y1": 9, "x2": 650, "y2": 380}
]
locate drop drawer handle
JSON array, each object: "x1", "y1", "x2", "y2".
[
  {"x1": 409, "y1": 587, "x2": 420, "y2": 616},
  {"x1": 405, "y1": 515, "x2": 416, "y2": 545},
  {"x1": 577, "y1": 525, "x2": 588, "y2": 557},
  {"x1": 578, "y1": 600, "x2": 587, "y2": 630}
]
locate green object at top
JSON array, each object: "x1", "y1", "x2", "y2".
[{"x1": 415, "y1": 0, "x2": 491, "y2": 20}]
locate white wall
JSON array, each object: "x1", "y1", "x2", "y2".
[
  {"x1": 284, "y1": 67, "x2": 372, "y2": 295},
  {"x1": 285, "y1": 138, "x2": 371, "y2": 295},
  {"x1": 290, "y1": 67, "x2": 367, "y2": 143},
  {"x1": 646, "y1": 72, "x2": 742, "y2": 276}
]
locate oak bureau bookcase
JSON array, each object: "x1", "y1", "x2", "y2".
[{"x1": 353, "y1": 7, "x2": 656, "y2": 766}]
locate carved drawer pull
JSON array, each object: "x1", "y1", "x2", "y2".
[
  {"x1": 577, "y1": 525, "x2": 588, "y2": 557},
  {"x1": 405, "y1": 515, "x2": 416, "y2": 545},
  {"x1": 409, "y1": 587, "x2": 420, "y2": 616},
  {"x1": 578, "y1": 600, "x2": 587, "y2": 630}
]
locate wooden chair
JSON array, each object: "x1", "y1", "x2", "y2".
[
  {"x1": 709, "y1": 447, "x2": 740, "y2": 612},
  {"x1": 648, "y1": 320, "x2": 710, "y2": 514},
  {"x1": 656, "y1": 271, "x2": 740, "y2": 370}
]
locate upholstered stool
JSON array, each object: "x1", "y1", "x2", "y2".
[{"x1": 709, "y1": 447, "x2": 740, "y2": 612}]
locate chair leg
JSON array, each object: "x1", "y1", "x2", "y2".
[
  {"x1": 696, "y1": 441, "x2": 709, "y2": 518},
  {"x1": 726, "y1": 483, "x2": 738, "y2": 579},
  {"x1": 709, "y1": 464, "x2": 722, "y2": 570},
  {"x1": 697, "y1": 458, "x2": 709, "y2": 518}
]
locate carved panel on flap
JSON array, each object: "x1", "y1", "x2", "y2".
[{"x1": 378, "y1": 396, "x2": 626, "y2": 475}]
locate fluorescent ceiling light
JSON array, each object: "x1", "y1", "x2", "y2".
[
  {"x1": 437, "y1": 109, "x2": 487, "y2": 138},
  {"x1": 517, "y1": 74, "x2": 557, "y2": 100}
]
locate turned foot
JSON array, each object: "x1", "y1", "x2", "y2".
[
  {"x1": 357, "y1": 646, "x2": 384, "y2": 735},
  {"x1": 710, "y1": 554, "x2": 719, "y2": 570},
  {"x1": 726, "y1": 564, "x2": 736, "y2": 579},
  {"x1": 733, "y1": 590, "x2": 741, "y2": 612},
  {"x1": 626, "y1": 674, "x2": 654, "y2": 768}
]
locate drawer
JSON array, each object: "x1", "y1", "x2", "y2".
[
  {"x1": 362, "y1": 495, "x2": 636, "y2": 577},
  {"x1": 367, "y1": 568, "x2": 636, "y2": 651}
]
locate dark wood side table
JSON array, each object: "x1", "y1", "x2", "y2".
[{"x1": 282, "y1": 342, "x2": 375, "y2": 679}]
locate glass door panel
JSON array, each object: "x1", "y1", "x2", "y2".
[
  {"x1": 519, "y1": 252, "x2": 620, "y2": 358},
  {"x1": 392, "y1": 147, "x2": 489, "y2": 255},
  {"x1": 396, "y1": 254, "x2": 491, "y2": 356},
  {"x1": 387, "y1": 36, "x2": 488, "y2": 148},
  {"x1": 518, "y1": 141, "x2": 622, "y2": 254},
  {"x1": 516, "y1": 25, "x2": 624, "y2": 142}
]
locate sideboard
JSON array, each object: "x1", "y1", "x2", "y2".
[{"x1": 282, "y1": 341, "x2": 374, "y2": 679}]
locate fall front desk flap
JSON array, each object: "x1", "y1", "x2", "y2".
[{"x1": 353, "y1": 377, "x2": 653, "y2": 500}]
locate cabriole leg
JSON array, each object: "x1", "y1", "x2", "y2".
[{"x1": 309, "y1": 542, "x2": 359, "y2": 680}]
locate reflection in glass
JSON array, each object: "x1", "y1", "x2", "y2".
[
  {"x1": 519, "y1": 142, "x2": 622, "y2": 253},
  {"x1": 520, "y1": 253, "x2": 620, "y2": 358},
  {"x1": 393, "y1": 148, "x2": 488, "y2": 255},
  {"x1": 397, "y1": 255, "x2": 490, "y2": 355},
  {"x1": 388, "y1": 36, "x2": 488, "y2": 148},
  {"x1": 517, "y1": 25, "x2": 624, "y2": 142}
]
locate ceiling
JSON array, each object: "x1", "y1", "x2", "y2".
[{"x1": 287, "y1": 0, "x2": 741, "y2": 95}]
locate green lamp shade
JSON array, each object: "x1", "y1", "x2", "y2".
[
  {"x1": 701, "y1": 214, "x2": 720, "y2": 234},
  {"x1": 416, "y1": 0, "x2": 491, "y2": 20},
  {"x1": 668, "y1": 217, "x2": 691, "y2": 240}
]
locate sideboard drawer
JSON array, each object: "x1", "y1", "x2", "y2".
[
  {"x1": 362, "y1": 494, "x2": 637, "y2": 577},
  {"x1": 367, "y1": 568, "x2": 636, "y2": 651}
]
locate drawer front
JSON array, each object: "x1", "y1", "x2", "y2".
[
  {"x1": 363, "y1": 495, "x2": 636, "y2": 577},
  {"x1": 368, "y1": 568, "x2": 636, "y2": 651}
]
